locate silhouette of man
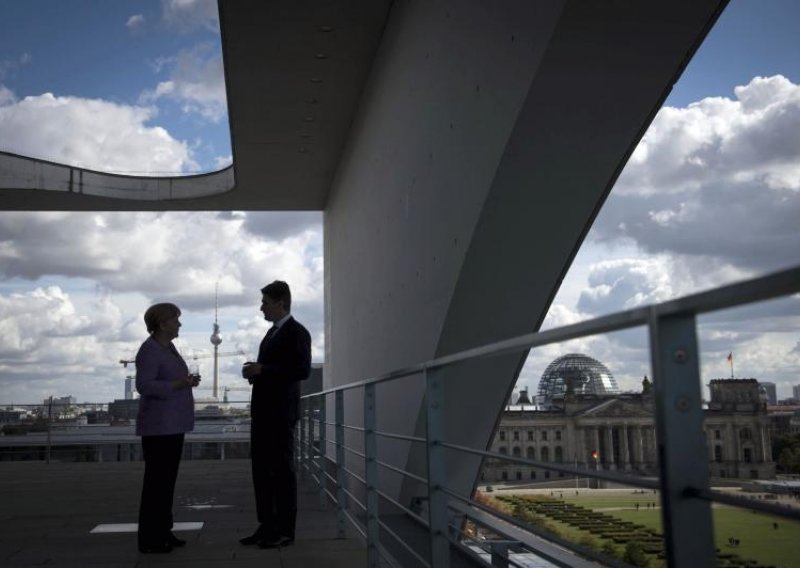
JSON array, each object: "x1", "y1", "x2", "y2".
[{"x1": 239, "y1": 281, "x2": 311, "y2": 549}]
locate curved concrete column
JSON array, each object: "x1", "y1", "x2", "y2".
[{"x1": 325, "y1": 0, "x2": 727, "y2": 504}]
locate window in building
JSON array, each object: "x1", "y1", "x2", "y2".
[
  {"x1": 555, "y1": 430, "x2": 562, "y2": 441},
  {"x1": 513, "y1": 431, "x2": 520, "y2": 441},
  {"x1": 541, "y1": 447, "x2": 549, "y2": 462},
  {"x1": 750, "y1": 469, "x2": 758, "y2": 479},
  {"x1": 554, "y1": 446, "x2": 563, "y2": 463},
  {"x1": 744, "y1": 448, "x2": 753, "y2": 463},
  {"x1": 530, "y1": 471, "x2": 536, "y2": 480},
  {"x1": 739, "y1": 428, "x2": 753, "y2": 441},
  {"x1": 502, "y1": 471, "x2": 508, "y2": 481},
  {"x1": 541, "y1": 431, "x2": 548, "y2": 441},
  {"x1": 527, "y1": 447, "x2": 535, "y2": 460},
  {"x1": 499, "y1": 431, "x2": 506, "y2": 441},
  {"x1": 545, "y1": 471, "x2": 550, "y2": 479},
  {"x1": 714, "y1": 429, "x2": 721, "y2": 440},
  {"x1": 527, "y1": 430, "x2": 534, "y2": 441},
  {"x1": 516, "y1": 471, "x2": 522, "y2": 481},
  {"x1": 714, "y1": 445, "x2": 722, "y2": 463},
  {"x1": 498, "y1": 446, "x2": 507, "y2": 455},
  {"x1": 512, "y1": 446, "x2": 521, "y2": 458}
]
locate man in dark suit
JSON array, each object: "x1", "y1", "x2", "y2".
[{"x1": 240, "y1": 280, "x2": 311, "y2": 549}]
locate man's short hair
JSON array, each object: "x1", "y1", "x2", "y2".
[
  {"x1": 261, "y1": 280, "x2": 291, "y2": 310},
  {"x1": 143, "y1": 303, "x2": 181, "y2": 334}
]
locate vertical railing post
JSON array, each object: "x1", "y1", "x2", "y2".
[
  {"x1": 649, "y1": 309, "x2": 715, "y2": 567},
  {"x1": 425, "y1": 367, "x2": 450, "y2": 567},
  {"x1": 335, "y1": 390, "x2": 347, "y2": 538},
  {"x1": 490, "y1": 541, "x2": 510, "y2": 567},
  {"x1": 318, "y1": 393, "x2": 328, "y2": 509},
  {"x1": 299, "y1": 397, "x2": 307, "y2": 479},
  {"x1": 364, "y1": 383, "x2": 380, "y2": 567},
  {"x1": 46, "y1": 395, "x2": 53, "y2": 464}
]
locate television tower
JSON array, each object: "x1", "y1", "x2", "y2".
[{"x1": 210, "y1": 284, "x2": 223, "y2": 399}]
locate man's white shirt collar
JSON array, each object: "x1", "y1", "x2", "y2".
[{"x1": 274, "y1": 313, "x2": 292, "y2": 330}]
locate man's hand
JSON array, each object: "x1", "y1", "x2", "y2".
[{"x1": 242, "y1": 362, "x2": 263, "y2": 379}]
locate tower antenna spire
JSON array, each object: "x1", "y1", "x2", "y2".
[{"x1": 210, "y1": 282, "x2": 223, "y2": 399}]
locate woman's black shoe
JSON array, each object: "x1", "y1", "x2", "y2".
[
  {"x1": 168, "y1": 533, "x2": 187, "y2": 547},
  {"x1": 138, "y1": 541, "x2": 173, "y2": 554}
]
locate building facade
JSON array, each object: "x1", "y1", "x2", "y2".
[{"x1": 482, "y1": 369, "x2": 775, "y2": 483}]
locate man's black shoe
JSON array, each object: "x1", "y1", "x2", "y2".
[
  {"x1": 138, "y1": 541, "x2": 173, "y2": 554},
  {"x1": 168, "y1": 533, "x2": 187, "y2": 547},
  {"x1": 240, "y1": 527, "x2": 268, "y2": 546},
  {"x1": 258, "y1": 535, "x2": 294, "y2": 549}
]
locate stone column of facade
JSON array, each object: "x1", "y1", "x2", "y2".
[
  {"x1": 634, "y1": 425, "x2": 645, "y2": 471},
  {"x1": 760, "y1": 423, "x2": 770, "y2": 463},
  {"x1": 606, "y1": 425, "x2": 616, "y2": 470},
  {"x1": 593, "y1": 426, "x2": 601, "y2": 469},
  {"x1": 620, "y1": 424, "x2": 630, "y2": 471}
]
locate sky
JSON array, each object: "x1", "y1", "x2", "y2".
[{"x1": 0, "y1": 0, "x2": 798, "y2": 405}]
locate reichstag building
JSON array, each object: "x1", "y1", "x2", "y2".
[{"x1": 482, "y1": 354, "x2": 774, "y2": 483}]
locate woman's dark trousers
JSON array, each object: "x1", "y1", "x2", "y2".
[{"x1": 138, "y1": 433, "x2": 184, "y2": 546}]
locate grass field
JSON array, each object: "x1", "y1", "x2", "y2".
[{"x1": 488, "y1": 488, "x2": 800, "y2": 568}]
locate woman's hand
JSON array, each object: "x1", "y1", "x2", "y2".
[{"x1": 171, "y1": 375, "x2": 199, "y2": 390}]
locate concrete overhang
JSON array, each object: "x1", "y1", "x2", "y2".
[{"x1": 0, "y1": 0, "x2": 391, "y2": 211}]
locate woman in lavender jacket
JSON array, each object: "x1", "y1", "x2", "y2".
[{"x1": 135, "y1": 303, "x2": 200, "y2": 554}]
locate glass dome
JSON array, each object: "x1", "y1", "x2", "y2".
[{"x1": 536, "y1": 353, "x2": 619, "y2": 404}]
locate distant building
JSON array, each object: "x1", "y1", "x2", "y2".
[
  {"x1": 482, "y1": 355, "x2": 774, "y2": 484},
  {"x1": 793, "y1": 384, "x2": 800, "y2": 402},
  {"x1": 759, "y1": 382, "x2": 777, "y2": 406},
  {"x1": 108, "y1": 399, "x2": 139, "y2": 423},
  {"x1": 124, "y1": 377, "x2": 135, "y2": 400}
]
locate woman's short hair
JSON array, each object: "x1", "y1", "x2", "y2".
[{"x1": 144, "y1": 303, "x2": 181, "y2": 334}]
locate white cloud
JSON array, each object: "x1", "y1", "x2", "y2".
[
  {"x1": 141, "y1": 43, "x2": 227, "y2": 122},
  {"x1": 0, "y1": 212, "x2": 323, "y2": 310},
  {"x1": 126, "y1": 14, "x2": 146, "y2": 31},
  {"x1": 0, "y1": 211, "x2": 324, "y2": 403},
  {"x1": 592, "y1": 75, "x2": 800, "y2": 275},
  {"x1": 0, "y1": 89, "x2": 197, "y2": 174},
  {"x1": 161, "y1": 0, "x2": 220, "y2": 34}
]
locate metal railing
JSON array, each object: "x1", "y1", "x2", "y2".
[
  {"x1": 296, "y1": 266, "x2": 800, "y2": 568},
  {"x1": 0, "y1": 400, "x2": 253, "y2": 463}
]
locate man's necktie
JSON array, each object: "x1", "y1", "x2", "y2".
[{"x1": 265, "y1": 325, "x2": 278, "y2": 342}]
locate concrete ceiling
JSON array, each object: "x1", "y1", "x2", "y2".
[{"x1": 0, "y1": 0, "x2": 391, "y2": 211}]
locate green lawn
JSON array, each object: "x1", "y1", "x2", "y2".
[{"x1": 502, "y1": 490, "x2": 800, "y2": 568}]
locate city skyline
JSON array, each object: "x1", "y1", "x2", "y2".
[{"x1": 1, "y1": 0, "x2": 799, "y2": 404}]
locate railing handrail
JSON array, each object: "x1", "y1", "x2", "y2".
[{"x1": 304, "y1": 265, "x2": 800, "y2": 399}]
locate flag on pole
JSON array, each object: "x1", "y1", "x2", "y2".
[{"x1": 727, "y1": 352, "x2": 734, "y2": 378}]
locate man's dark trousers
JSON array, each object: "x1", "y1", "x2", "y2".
[{"x1": 251, "y1": 417, "x2": 296, "y2": 539}]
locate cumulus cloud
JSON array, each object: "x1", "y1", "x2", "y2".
[
  {"x1": 0, "y1": 211, "x2": 324, "y2": 403},
  {"x1": 0, "y1": 212, "x2": 323, "y2": 311},
  {"x1": 126, "y1": 14, "x2": 146, "y2": 31},
  {"x1": 0, "y1": 52, "x2": 31, "y2": 81},
  {"x1": 161, "y1": 0, "x2": 220, "y2": 34},
  {"x1": 593, "y1": 75, "x2": 800, "y2": 275},
  {"x1": 141, "y1": 43, "x2": 227, "y2": 122},
  {"x1": 0, "y1": 89, "x2": 197, "y2": 174}
]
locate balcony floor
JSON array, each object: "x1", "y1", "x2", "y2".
[{"x1": 0, "y1": 459, "x2": 367, "y2": 567}]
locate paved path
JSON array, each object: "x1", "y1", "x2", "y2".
[{"x1": 0, "y1": 460, "x2": 366, "y2": 567}]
